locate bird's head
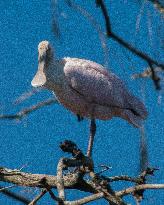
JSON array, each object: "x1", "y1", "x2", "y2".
[
  {"x1": 38, "y1": 40, "x2": 53, "y2": 62},
  {"x1": 31, "y1": 40, "x2": 53, "y2": 88}
]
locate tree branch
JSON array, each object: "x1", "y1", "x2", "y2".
[
  {"x1": 56, "y1": 158, "x2": 66, "y2": 201},
  {"x1": 1, "y1": 142, "x2": 163, "y2": 205},
  {"x1": 95, "y1": 0, "x2": 164, "y2": 69},
  {"x1": 116, "y1": 184, "x2": 164, "y2": 197},
  {"x1": 28, "y1": 189, "x2": 47, "y2": 205},
  {"x1": 64, "y1": 192, "x2": 104, "y2": 205},
  {"x1": 109, "y1": 31, "x2": 164, "y2": 69},
  {"x1": 95, "y1": 0, "x2": 112, "y2": 35},
  {"x1": 0, "y1": 167, "x2": 92, "y2": 193},
  {"x1": 95, "y1": 0, "x2": 164, "y2": 90},
  {"x1": 0, "y1": 185, "x2": 30, "y2": 204},
  {"x1": 148, "y1": 0, "x2": 164, "y2": 14},
  {"x1": 0, "y1": 98, "x2": 57, "y2": 120}
]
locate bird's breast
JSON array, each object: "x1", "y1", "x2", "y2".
[
  {"x1": 53, "y1": 84, "x2": 89, "y2": 116},
  {"x1": 53, "y1": 84, "x2": 114, "y2": 120}
]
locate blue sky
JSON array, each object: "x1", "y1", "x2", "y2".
[{"x1": 0, "y1": 1, "x2": 163, "y2": 204}]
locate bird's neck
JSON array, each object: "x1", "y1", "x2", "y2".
[{"x1": 44, "y1": 59, "x2": 65, "y2": 91}]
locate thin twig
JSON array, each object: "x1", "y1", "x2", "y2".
[
  {"x1": 132, "y1": 67, "x2": 163, "y2": 79},
  {"x1": 13, "y1": 88, "x2": 41, "y2": 105},
  {"x1": 110, "y1": 31, "x2": 164, "y2": 70},
  {"x1": 148, "y1": 0, "x2": 164, "y2": 14},
  {"x1": 28, "y1": 189, "x2": 47, "y2": 205},
  {"x1": 95, "y1": 0, "x2": 164, "y2": 69},
  {"x1": 116, "y1": 184, "x2": 164, "y2": 197},
  {"x1": 101, "y1": 175, "x2": 142, "y2": 183},
  {"x1": 96, "y1": 0, "x2": 112, "y2": 35},
  {"x1": 64, "y1": 192, "x2": 104, "y2": 205},
  {"x1": 48, "y1": 189, "x2": 61, "y2": 203},
  {"x1": 0, "y1": 185, "x2": 30, "y2": 204},
  {"x1": 66, "y1": 0, "x2": 109, "y2": 68},
  {"x1": 0, "y1": 185, "x2": 16, "y2": 192},
  {"x1": 0, "y1": 98, "x2": 57, "y2": 120},
  {"x1": 148, "y1": 62, "x2": 161, "y2": 89}
]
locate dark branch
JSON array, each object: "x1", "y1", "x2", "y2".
[
  {"x1": 0, "y1": 185, "x2": 30, "y2": 204},
  {"x1": 96, "y1": 0, "x2": 112, "y2": 35},
  {"x1": 148, "y1": 0, "x2": 164, "y2": 14},
  {"x1": 0, "y1": 98, "x2": 57, "y2": 120},
  {"x1": 110, "y1": 31, "x2": 164, "y2": 70},
  {"x1": 94, "y1": 0, "x2": 164, "y2": 90},
  {"x1": 148, "y1": 62, "x2": 161, "y2": 90}
]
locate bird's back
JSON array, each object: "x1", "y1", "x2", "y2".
[{"x1": 62, "y1": 57, "x2": 148, "y2": 127}]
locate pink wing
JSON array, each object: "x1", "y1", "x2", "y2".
[{"x1": 63, "y1": 58, "x2": 127, "y2": 108}]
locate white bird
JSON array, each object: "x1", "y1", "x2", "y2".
[{"x1": 31, "y1": 41, "x2": 148, "y2": 157}]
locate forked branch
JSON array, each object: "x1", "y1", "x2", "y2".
[{"x1": 1, "y1": 141, "x2": 164, "y2": 205}]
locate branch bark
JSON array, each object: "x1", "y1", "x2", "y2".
[
  {"x1": 0, "y1": 167, "x2": 93, "y2": 193},
  {"x1": 1, "y1": 142, "x2": 163, "y2": 205},
  {"x1": 116, "y1": 184, "x2": 164, "y2": 197}
]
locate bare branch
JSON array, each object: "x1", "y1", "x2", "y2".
[
  {"x1": 148, "y1": 62, "x2": 161, "y2": 89},
  {"x1": 109, "y1": 32, "x2": 164, "y2": 70},
  {"x1": 28, "y1": 189, "x2": 47, "y2": 205},
  {"x1": 1, "y1": 141, "x2": 163, "y2": 205},
  {"x1": 0, "y1": 185, "x2": 16, "y2": 192},
  {"x1": 96, "y1": 0, "x2": 112, "y2": 35},
  {"x1": 0, "y1": 185, "x2": 30, "y2": 204},
  {"x1": 56, "y1": 158, "x2": 65, "y2": 201},
  {"x1": 132, "y1": 67, "x2": 163, "y2": 79},
  {"x1": 66, "y1": 0, "x2": 109, "y2": 68},
  {"x1": 116, "y1": 184, "x2": 164, "y2": 197},
  {"x1": 101, "y1": 175, "x2": 142, "y2": 183},
  {"x1": 0, "y1": 98, "x2": 57, "y2": 120},
  {"x1": 0, "y1": 167, "x2": 76, "y2": 189},
  {"x1": 13, "y1": 88, "x2": 41, "y2": 105},
  {"x1": 94, "y1": 0, "x2": 164, "y2": 69},
  {"x1": 148, "y1": 0, "x2": 164, "y2": 14},
  {"x1": 89, "y1": 171, "x2": 127, "y2": 205},
  {"x1": 64, "y1": 192, "x2": 104, "y2": 205}
]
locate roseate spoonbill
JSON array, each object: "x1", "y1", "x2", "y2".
[{"x1": 31, "y1": 41, "x2": 148, "y2": 157}]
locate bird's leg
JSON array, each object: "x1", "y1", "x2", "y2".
[{"x1": 87, "y1": 119, "x2": 96, "y2": 157}]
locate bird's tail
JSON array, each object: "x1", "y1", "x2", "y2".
[
  {"x1": 127, "y1": 93, "x2": 148, "y2": 120},
  {"x1": 121, "y1": 110, "x2": 143, "y2": 128},
  {"x1": 121, "y1": 93, "x2": 148, "y2": 128}
]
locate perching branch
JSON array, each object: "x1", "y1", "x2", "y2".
[{"x1": 1, "y1": 141, "x2": 163, "y2": 205}]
